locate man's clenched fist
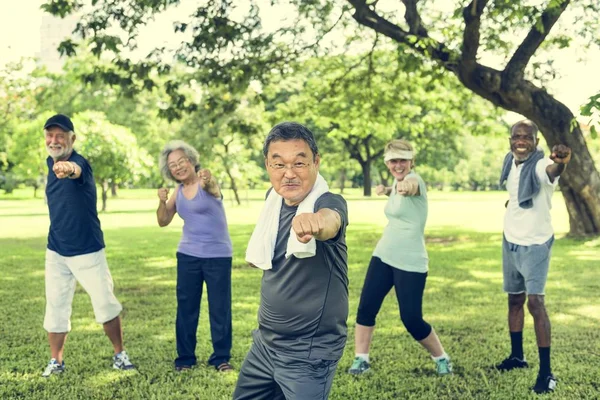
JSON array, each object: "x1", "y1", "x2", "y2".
[
  {"x1": 292, "y1": 213, "x2": 325, "y2": 243},
  {"x1": 52, "y1": 161, "x2": 75, "y2": 179},
  {"x1": 375, "y1": 184, "x2": 387, "y2": 196},
  {"x1": 550, "y1": 144, "x2": 571, "y2": 164}
]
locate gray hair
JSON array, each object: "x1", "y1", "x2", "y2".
[
  {"x1": 511, "y1": 119, "x2": 538, "y2": 140},
  {"x1": 159, "y1": 140, "x2": 201, "y2": 182},
  {"x1": 44, "y1": 129, "x2": 75, "y2": 140},
  {"x1": 263, "y1": 122, "x2": 319, "y2": 161}
]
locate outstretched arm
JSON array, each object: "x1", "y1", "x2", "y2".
[
  {"x1": 292, "y1": 208, "x2": 342, "y2": 243},
  {"x1": 546, "y1": 144, "x2": 571, "y2": 182},
  {"x1": 157, "y1": 186, "x2": 177, "y2": 227}
]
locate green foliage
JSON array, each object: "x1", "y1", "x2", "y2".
[
  {"x1": 265, "y1": 51, "x2": 507, "y2": 193},
  {"x1": 175, "y1": 87, "x2": 268, "y2": 203},
  {"x1": 581, "y1": 93, "x2": 600, "y2": 139},
  {"x1": 8, "y1": 112, "x2": 54, "y2": 189},
  {"x1": 72, "y1": 111, "x2": 153, "y2": 208}
]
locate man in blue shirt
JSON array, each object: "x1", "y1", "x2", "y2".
[{"x1": 41, "y1": 114, "x2": 135, "y2": 377}]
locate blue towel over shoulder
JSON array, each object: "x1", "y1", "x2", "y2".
[{"x1": 499, "y1": 149, "x2": 545, "y2": 209}]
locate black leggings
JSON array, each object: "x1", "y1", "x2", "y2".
[{"x1": 356, "y1": 256, "x2": 432, "y2": 341}]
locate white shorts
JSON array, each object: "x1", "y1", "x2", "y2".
[{"x1": 44, "y1": 248, "x2": 123, "y2": 332}]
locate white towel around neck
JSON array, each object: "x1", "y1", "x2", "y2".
[{"x1": 245, "y1": 174, "x2": 330, "y2": 270}]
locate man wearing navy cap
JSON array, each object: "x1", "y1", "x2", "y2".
[{"x1": 41, "y1": 114, "x2": 135, "y2": 377}]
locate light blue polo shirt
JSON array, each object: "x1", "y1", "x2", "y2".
[{"x1": 373, "y1": 172, "x2": 429, "y2": 273}]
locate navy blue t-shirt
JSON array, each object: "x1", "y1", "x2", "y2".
[{"x1": 46, "y1": 150, "x2": 105, "y2": 256}]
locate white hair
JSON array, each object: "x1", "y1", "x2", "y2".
[
  {"x1": 44, "y1": 128, "x2": 75, "y2": 140},
  {"x1": 159, "y1": 140, "x2": 201, "y2": 182}
]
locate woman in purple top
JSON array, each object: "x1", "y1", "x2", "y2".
[{"x1": 156, "y1": 140, "x2": 234, "y2": 372}]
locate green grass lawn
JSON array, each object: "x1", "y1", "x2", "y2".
[{"x1": 1, "y1": 189, "x2": 599, "y2": 399}]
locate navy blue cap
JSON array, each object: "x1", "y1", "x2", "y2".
[{"x1": 44, "y1": 114, "x2": 75, "y2": 132}]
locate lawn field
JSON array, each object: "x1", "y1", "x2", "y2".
[{"x1": 1, "y1": 188, "x2": 599, "y2": 399}]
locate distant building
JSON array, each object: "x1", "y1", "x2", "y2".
[{"x1": 37, "y1": 13, "x2": 79, "y2": 72}]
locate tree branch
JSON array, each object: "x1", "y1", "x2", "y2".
[
  {"x1": 461, "y1": 0, "x2": 489, "y2": 63},
  {"x1": 347, "y1": 0, "x2": 458, "y2": 71},
  {"x1": 317, "y1": 52, "x2": 372, "y2": 101},
  {"x1": 401, "y1": 0, "x2": 428, "y2": 36},
  {"x1": 366, "y1": 33, "x2": 379, "y2": 95},
  {"x1": 505, "y1": 0, "x2": 571, "y2": 79},
  {"x1": 342, "y1": 136, "x2": 365, "y2": 164}
]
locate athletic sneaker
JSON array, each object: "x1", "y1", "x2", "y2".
[
  {"x1": 532, "y1": 374, "x2": 557, "y2": 394},
  {"x1": 42, "y1": 358, "x2": 64, "y2": 377},
  {"x1": 435, "y1": 357, "x2": 453, "y2": 375},
  {"x1": 495, "y1": 356, "x2": 529, "y2": 371},
  {"x1": 113, "y1": 350, "x2": 135, "y2": 370},
  {"x1": 348, "y1": 357, "x2": 370, "y2": 375}
]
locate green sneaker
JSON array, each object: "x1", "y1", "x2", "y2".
[
  {"x1": 348, "y1": 357, "x2": 370, "y2": 375},
  {"x1": 435, "y1": 357, "x2": 453, "y2": 375}
]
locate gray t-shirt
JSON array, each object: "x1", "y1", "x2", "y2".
[{"x1": 257, "y1": 192, "x2": 349, "y2": 360}]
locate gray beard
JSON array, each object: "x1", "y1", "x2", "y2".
[{"x1": 513, "y1": 151, "x2": 532, "y2": 163}]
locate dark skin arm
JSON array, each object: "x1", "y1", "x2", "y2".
[{"x1": 546, "y1": 144, "x2": 571, "y2": 182}]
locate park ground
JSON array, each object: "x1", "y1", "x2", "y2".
[{"x1": 1, "y1": 188, "x2": 599, "y2": 399}]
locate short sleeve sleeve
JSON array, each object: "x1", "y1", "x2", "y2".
[
  {"x1": 536, "y1": 158, "x2": 559, "y2": 187},
  {"x1": 315, "y1": 193, "x2": 348, "y2": 244}
]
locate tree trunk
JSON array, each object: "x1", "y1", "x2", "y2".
[
  {"x1": 540, "y1": 124, "x2": 600, "y2": 236},
  {"x1": 101, "y1": 180, "x2": 108, "y2": 212},
  {"x1": 110, "y1": 181, "x2": 118, "y2": 197},
  {"x1": 224, "y1": 166, "x2": 241, "y2": 206},
  {"x1": 361, "y1": 161, "x2": 372, "y2": 196},
  {"x1": 339, "y1": 168, "x2": 347, "y2": 194},
  {"x1": 378, "y1": 168, "x2": 390, "y2": 187},
  {"x1": 33, "y1": 184, "x2": 38, "y2": 199}
]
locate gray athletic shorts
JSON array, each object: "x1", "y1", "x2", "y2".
[
  {"x1": 502, "y1": 235, "x2": 554, "y2": 295},
  {"x1": 233, "y1": 330, "x2": 339, "y2": 400}
]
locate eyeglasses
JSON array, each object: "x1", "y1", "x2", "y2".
[
  {"x1": 167, "y1": 158, "x2": 189, "y2": 170},
  {"x1": 268, "y1": 162, "x2": 311, "y2": 172}
]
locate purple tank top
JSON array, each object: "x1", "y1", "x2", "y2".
[{"x1": 175, "y1": 184, "x2": 232, "y2": 258}]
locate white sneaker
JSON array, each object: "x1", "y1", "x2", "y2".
[
  {"x1": 42, "y1": 358, "x2": 65, "y2": 377},
  {"x1": 113, "y1": 350, "x2": 135, "y2": 370}
]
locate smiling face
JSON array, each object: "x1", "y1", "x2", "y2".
[
  {"x1": 45, "y1": 126, "x2": 75, "y2": 161},
  {"x1": 167, "y1": 149, "x2": 195, "y2": 182},
  {"x1": 509, "y1": 122, "x2": 540, "y2": 162},
  {"x1": 386, "y1": 158, "x2": 413, "y2": 181},
  {"x1": 265, "y1": 139, "x2": 320, "y2": 206}
]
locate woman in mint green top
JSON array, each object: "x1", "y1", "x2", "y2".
[
  {"x1": 372, "y1": 171, "x2": 429, "y2": 273},
  {"x1": 347, "y1": 139, "x2": 453, "y2": 376}
]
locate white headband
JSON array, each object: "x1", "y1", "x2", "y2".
[{"x1": 384, "y1": 150, "x2": 413, "y2": 162}]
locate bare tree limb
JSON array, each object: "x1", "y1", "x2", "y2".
[
  {"x1": 317, "y1": 52, "x2": 372, "y2": 101},
  {"x1": 505, "y1": 0, "x2": 571, "y2": 79},
  {"x1": 347, "y1": 0, "x2": 458, "y2": 71},
  {"x1": 401, "y1": 0, "x2": 428, "y2": 36},
  {"x1": 367, "y1": 33, "x2": 379, "y2": 95},
  {"x1": 461, "y1": 0, "x2": 489, "y2": 63}
]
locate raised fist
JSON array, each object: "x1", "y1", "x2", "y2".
[
  {"x1": 396, "y1": 180, "x2": 416, "y2": 196},
  {"x1": 198, "y1": 168, "x2": 212, "y2": 188},
  {"x1": 157, "y1": 187, "x2": 170, "y2": 203},
  {"x1": 292, "y1": 212, "x2": 325, "y2": 243},
  {"x1": 52, "y1": 161, "x2": 75, "y2": 179},
  {"x1": 550, "y1": 144, "x2": 571, "y2": 164},
  {"x1": 375, "y1": 184, "x2": 387, "y2": 196}
]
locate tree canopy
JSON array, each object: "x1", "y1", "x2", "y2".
[{"x1": 38, "y1": 0, "x2": 600, "y2": 235}]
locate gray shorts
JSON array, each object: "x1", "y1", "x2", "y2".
[
  {"x1": 502, "y1": 235, "x2": 554, "y2": 295},
  {"x1": 233, "y1": 330, "x2": 339, "y2": 400}
]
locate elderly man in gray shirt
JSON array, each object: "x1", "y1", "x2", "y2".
[{"x1": 235, "y1": 122, "x2": 349, "y2": 400}]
